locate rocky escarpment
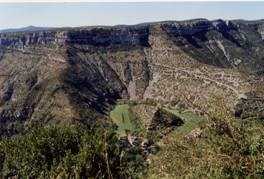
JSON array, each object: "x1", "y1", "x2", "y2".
[
  {"x1": 161, "y1": 19, "x2": 238, "y2": 36},
  {"x1": 0, "y1": 25, "x2": 149, "y2": 47},
  {"x1": 0, "y1": 31, "x2": 66, "y2": 47},
  {"x1": 67, "y1": 27, "x2": 149, "y2": 46},
  {"x1": 162, "y1": 19, "x2": 264, "y2": 73},
  {"x1": 0, "y1": 19, "x2": 264, "y2": 135},
  {"x1": 0, "y1": 25, "x2": 152, "y2": 135}
]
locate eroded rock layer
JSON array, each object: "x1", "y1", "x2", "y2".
[{"x1": 1, "y1": 19, "x2": 264, "y2": 135}]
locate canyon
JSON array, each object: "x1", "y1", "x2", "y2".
[{"x1": 1, "y1": 18, "x2": 264, "y2": 135}]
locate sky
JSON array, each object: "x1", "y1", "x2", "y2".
[{"x1": 0, "y1": 2, "x2": 264, "y2": 30}]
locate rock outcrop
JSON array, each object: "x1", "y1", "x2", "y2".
[
  {"x1": 148, "y1": 108, "x2": 184, "y2": 132},
  {"x1": 1, "y1": 19, "x2": 264, "y2": 135}
]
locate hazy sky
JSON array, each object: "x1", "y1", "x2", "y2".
[{"x1": 0, "y1": 2, "x2": 264, "y2": 29}]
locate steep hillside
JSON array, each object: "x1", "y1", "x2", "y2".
[
  {"x1": 0, "y1": 19, "x2": 264, "y2": 135},
  {"x1": 162, "y1": 19, "x2": 264, "y2": 73}
]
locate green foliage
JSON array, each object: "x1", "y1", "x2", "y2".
[
  {"x1": 148, "y1": 93, "x2": 264, "y2": 178},
  {"x1": 0, "y1": 124, "x2": 144, "y2": 178},
  {"x1": 110, "y1": 104, "x2": 137, "y2": 136}
]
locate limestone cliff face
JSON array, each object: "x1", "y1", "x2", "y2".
[
  {"x1": 67, "y1": 27, "x2": 149, "y2": 46},
  {"x1": 0, "y1": 31, "x2": 66, "y2": 47},
  {"x1": 0, "y1": 25, "x2": 152, "y2": 135},
  {"x1": 161, "y1": 19, "x2": 237, "y2": 36},
  {"x1": 0, "y1": 19, "x2": 264, "y2": 135},
  {"x1": 162, "y1": 19, "x2": 264, "y2": 72},
  {"x1": 0, "y1": 26, "x2": 149, "y2": 47}
]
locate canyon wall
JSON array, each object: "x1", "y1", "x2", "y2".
[{"x1": 1, "y1": 19, "x2": 264, "y2": 135}]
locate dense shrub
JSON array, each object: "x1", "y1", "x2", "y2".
[
  {"x1": 148, "y1": 93, "x2": 264, "y2": 178},
  {"x1": 0, "y1": 124, "x2": 144, "y2": 178}
]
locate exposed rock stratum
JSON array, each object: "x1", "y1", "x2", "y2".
[{"x1": 1, "y1": 19, "x2": 264, "y2": 135}]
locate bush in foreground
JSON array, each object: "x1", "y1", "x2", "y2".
[
  {"x1": 0, "y1": 124, "x2": 144, "y2": 178},
  {"x1": 148, "y1": 93, "x2": 264, "y2": 178}
]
